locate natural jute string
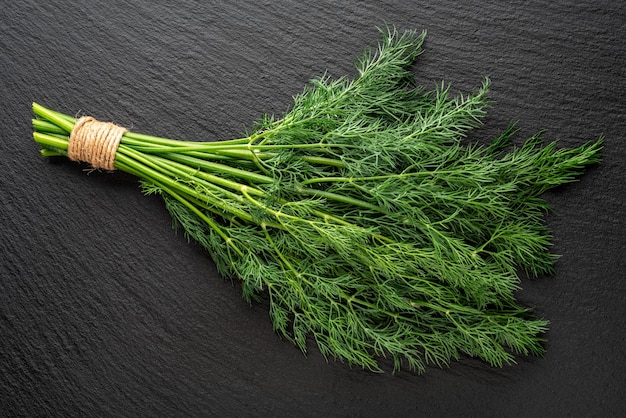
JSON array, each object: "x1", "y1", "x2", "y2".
[{"x1": 68, "y1": 116, "x2": 127, "y2": 171}]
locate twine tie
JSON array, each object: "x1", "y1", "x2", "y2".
[{"x1": 68, "y1": 116, "x2": 126, "y2": 170}]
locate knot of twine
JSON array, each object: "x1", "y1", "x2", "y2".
[{"x1": 68, "y1": 116, "x2": 127, "y2": 171}]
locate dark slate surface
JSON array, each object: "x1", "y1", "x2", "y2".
[{"x1": 1, "y1": 1, "x2": 625, "y2": 416}]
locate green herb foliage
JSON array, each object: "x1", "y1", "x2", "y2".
[{"x1": 32, "y1": 27, "x2": 602, "y2": 372}]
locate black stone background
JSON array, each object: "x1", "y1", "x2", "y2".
[{"x1": 1, "y1": 1, "x2": 625, "y2": 416}]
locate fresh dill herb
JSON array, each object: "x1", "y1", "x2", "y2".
[{"x1": 32, "y1": 26, "x2": 602, "y2": 373}]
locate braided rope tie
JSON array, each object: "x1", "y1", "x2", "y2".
[{"x1": 68, "y1": 116, "x2": 126, "y2": 170}]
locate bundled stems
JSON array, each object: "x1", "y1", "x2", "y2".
[{"x1": 32, "y1": 27, "x2": 602, "y2": 372}]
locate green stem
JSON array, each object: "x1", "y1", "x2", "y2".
[
  {"x1": 32, "y1": 102, "x2": 75, "y2": 133},
  {"x1": 155, "y1": 152, "x2": 275, "y2": 185},
  {"x1": 124, "y1": 131, "x2": 249, "y2": 148},
  {"x1": 296, "y1": 186, "x2": 387, "y2": 214},
  {"x1": 301, "y1": 156, "x2": 348, "y2": 168},
  {"x1": 298, "y1": 167, "x2": 481, "y2": 186},
  {"x1": 32, "y1": 119, "x2": 67, "y2": 135},
  {"x1": 33, "y1": 131, "x2": 69, "y2": 151}
]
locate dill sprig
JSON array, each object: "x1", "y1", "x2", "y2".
[{"x1": 31, "y1": 26, "x2": 602, "y2": 373}]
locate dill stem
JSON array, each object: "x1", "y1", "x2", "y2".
[
  {"x1": 32, "y1": 102, "x2": 74, "y2": 132},
  {"x1": 125, "y1": 131, "x2": 249, "y2": 148},
  {"x1": 155, "y1": 152, "x2": 275, "y2": 184},
  {"x1": 299, "y1": 170, "x2": 457, "y2": 185},
  {"x1": 33, "y1": 131, "x2": 68, "y2": 151},
  {"x1": 296, "y1": 186, "x2": 387, "y2": 213}
]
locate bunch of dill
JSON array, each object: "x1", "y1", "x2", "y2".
[{"x1": 32, "y1": 27, "x2": 602, "y2": 372}]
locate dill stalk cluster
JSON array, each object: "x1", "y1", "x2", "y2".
[{"x1": 32, "y1": 27, "x2": 602, "y2": 372}]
